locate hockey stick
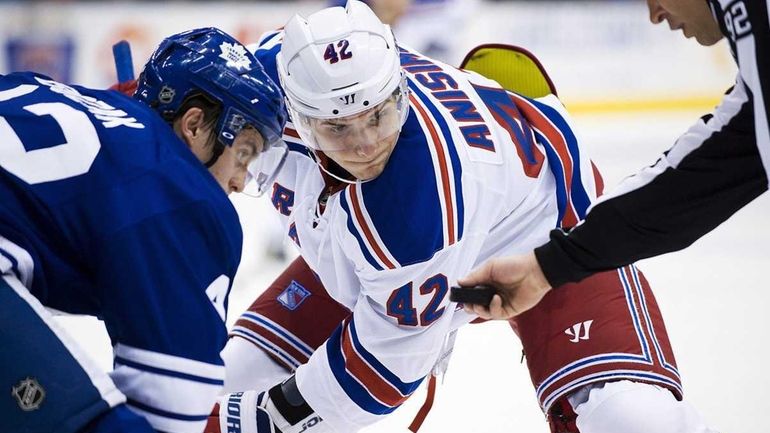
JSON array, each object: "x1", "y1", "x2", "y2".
[{"x1": 112, "y1": 40, "x2": 134, "y2": 83}]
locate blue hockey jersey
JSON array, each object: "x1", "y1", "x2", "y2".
[{"x1": 0, "y1": 72, "x2": 242, "y2": 432}]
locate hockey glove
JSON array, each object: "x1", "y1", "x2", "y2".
[{"x1": 205, "y1": 375, "x2": 325, "y2": 433}]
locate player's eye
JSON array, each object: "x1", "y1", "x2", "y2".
[
  {"x1": 368, "y1": 110, "x2": 382, "y2": 126},
  {"x1": 236, "y1": 148, "x2": 253, "y2": 166},
  {"x1": 328, "y1": 124, "x2": 347, "y2": 134}
]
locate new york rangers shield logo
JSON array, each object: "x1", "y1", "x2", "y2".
[
  {"x1": 12, "y1": 377, "x2": 45, "y2": 411},
  {"x1": 277, "y1": 281, "x2": 310, "y2": 311}
]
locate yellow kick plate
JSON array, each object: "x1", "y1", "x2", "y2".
[{"x1": 459, "y1": 44, "x2": 556, "y2": 99}]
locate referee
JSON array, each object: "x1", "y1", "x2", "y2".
[{"x1": 461, "y1": 0, "x2": 770, "y2": 319}]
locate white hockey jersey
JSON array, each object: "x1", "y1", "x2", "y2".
[{"x1": 253, "y1": 33, "x2": 598, "y2": 431}]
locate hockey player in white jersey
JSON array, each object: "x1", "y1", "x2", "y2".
[{"x1": 206, "y1": 2, "x2": 716, "y2": 432}]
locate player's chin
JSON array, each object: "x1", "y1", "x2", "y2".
[
  {"x1": 352, "y1": 161, "x2": 387, "y2": 180},
  {"x1": 695, "y1": 31, "x2": 723, "y2": 46},
  {"x1": 345, "y1": 152, "x2": 392, "y2": 179}
]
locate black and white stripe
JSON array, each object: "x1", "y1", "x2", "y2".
[{"x1": 731, "y1": 0, "x2": 770, "y2": 181}]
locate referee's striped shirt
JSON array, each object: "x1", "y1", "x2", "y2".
[{"x1": 537, "y1": 0, "x2": 770, "y2": 286}]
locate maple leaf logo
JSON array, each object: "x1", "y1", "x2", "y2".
[{"x1": 218, "y1": 42, "x2": 252, "y2": 71}]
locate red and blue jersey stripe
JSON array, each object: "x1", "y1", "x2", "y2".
[
  {"x1": 339, "y1": 184, "x2": 399, "y2": 271},
  {"x1": 339, "y1": 77, "x2": 465, "y2": 270},
  {"x1": 509, "y1": 94, "x2": 592, "y2": 228},
  {"x1": 325, "y1": 318, "x2": 424, "y2": 414},
  {"x1": 407, "y1": 80, "x2": 465, "y2": 245},
  {"x1": 473, "y1": 82, "x2": 592, "y2": 228}
]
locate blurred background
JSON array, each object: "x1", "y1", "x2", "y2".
[
  {"x1": 0, "y1": 0, "x2": 736, "y2": 112},
  {"x1": 4, "y1": 1, "x2": 767, "y2": 433}
]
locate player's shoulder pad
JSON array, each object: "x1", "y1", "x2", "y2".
[{"x1": 338, "y1": 91, "x2": 465, "y2": 271}]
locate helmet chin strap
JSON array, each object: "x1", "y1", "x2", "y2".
[
  {"x1": 310, "y1": 149, "x2": 360, "y2": 185},
  {"x1": 204, "y1": 140, "x2": 226, "y2": 168}
]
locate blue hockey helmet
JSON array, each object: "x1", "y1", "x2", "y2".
[{"x1": 135, "y1": 27, "x2": 288, "y2": 194}]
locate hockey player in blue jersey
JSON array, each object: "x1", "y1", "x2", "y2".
[{"x1": 0, "y1": 27, "x2": 286, "y2": 433}]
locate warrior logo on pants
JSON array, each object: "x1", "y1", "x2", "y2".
[
  {"x1": 12, "y1": 377, "x2": 45, "y2": 411},
  {"x1": 564, "y1": 320, "x2": 593, "y2": 343}
]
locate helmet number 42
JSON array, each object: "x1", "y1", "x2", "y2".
[{"x1": 323, "y1": 40, "x2": 353, "y2": 64}]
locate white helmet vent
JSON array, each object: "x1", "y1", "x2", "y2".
[{"x1": 331, "y1": 82, "x2": 359, "y2": 92}]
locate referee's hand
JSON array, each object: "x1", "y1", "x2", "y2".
[{"x1": 458, "y1": 252, "x2": 552, "y2": 320}]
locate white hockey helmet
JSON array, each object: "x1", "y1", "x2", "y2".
[{"x1": 277, "y1": 0, "x2": 409, "y2": 152}]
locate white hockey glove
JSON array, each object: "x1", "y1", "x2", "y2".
[{"x1": 205, "y1": 375, "x2": 325, "y2": 433}]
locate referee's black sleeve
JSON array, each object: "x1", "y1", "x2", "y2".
[{"x1": 537, "y1": 79, "x2": 767, "y2": 287}]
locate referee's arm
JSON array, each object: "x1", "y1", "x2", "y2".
[
  {"x1": 536, "y1": 79, "x2": 768, "y2": 287},
  {"x1": 537, "y1": 0, "x2": 770, "y2": 287},
  {"x1": 459, "y1": 0, "x2": 770, "y2": 320}
]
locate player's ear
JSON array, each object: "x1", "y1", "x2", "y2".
[
  {"x1": 174, "y1": 107, "x2": 205, "y2": 144},
  {"x1": 174, "y1": 107, "x2": 212, "y2": 160}
]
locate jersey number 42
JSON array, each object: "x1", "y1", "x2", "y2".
[{"x1": 386, "y1": 273, "x2": 448, "y2": 327}]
